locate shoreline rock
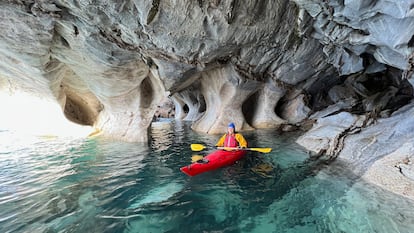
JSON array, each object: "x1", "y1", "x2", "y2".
[
  {"x1": 297, "y1": 102, "x2": 414, "y2": 200},
  {"x1": 362, "y1": 142, "x2": 414, "y2": 200}
]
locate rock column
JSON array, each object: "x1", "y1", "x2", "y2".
[
  {"x1": 250, "y1": 81, "x2": 287, "y2": 128},
  {"x1": 171, "y1": 87, "x2": 205, "y2": 121},
  {"x1": 192, "y1": 65, "x2": 258, "y2": 134}
]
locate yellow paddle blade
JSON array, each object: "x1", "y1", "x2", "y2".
[
  {"x1": 248, "y1": 147, "x2": 272, "y2": 153},
  {"x1": 190, "y1": 144, "x2": 206, "y2": 151},
  {"x1": 191, "y1": 155, "x2": 204, "y2": 163}
]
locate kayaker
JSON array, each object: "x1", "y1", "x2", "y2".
[{"x1": 215, "y1": 122, "x2": 247, "y2": 148}]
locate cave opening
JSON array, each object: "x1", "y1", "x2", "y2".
[
  {"x1": 274, "y1": 95, "x2": 286, "y2": 120},
  {"x1": 183, "y1": 104, "x2": 189, "y2": 114},
  {"x1": 63, "y1": 95, "x2": 96, "y2": 126},
  {"x1": 198, "y1": 94, "x2": 207, "y2": 114},
  {"x1": 376, "y1": 68, "x2": 414, "y2": 111},
  {"x1": 306, "y1": 74, "x2": 346, "y2": 112},
  {"x1": 242, "y1": 91, "x2": 259, "y2": 126},
  {"x1": 140, "y1": 76, "x2": 155, "y2": 109},
  {"x1": 154, "y1": 97, "x2": 175, "y2": 119}
]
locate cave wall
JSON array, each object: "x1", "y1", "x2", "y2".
[{"x1": 0, "y1": 0, "x2": 413, "y2": 141}]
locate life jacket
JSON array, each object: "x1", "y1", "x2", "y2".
[{"x1": 224, "y1": 133, "x2": 238, "y2": 147}]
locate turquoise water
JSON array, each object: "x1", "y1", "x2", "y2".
[{"x1": 1, "y1": 120, "x2": 414, "y2": 233}]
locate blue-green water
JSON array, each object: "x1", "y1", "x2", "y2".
[{"x1": 1, "y1": 120, "x2": 414, "y2": 233}]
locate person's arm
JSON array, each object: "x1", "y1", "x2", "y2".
[
  {"x1": 235, "y1": 133, "x2": 247, "y2": 148},
  {"x1": 215, "y1": 134, "x2": 226, "y2": 147}
]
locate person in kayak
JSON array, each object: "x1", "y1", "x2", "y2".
[{"x1": 215, "y1": 122, "x2": 247, "y2": 148}]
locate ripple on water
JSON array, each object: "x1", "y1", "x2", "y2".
[{"x1": 1, "y1": 122, "x2": 414, "y2": 233}]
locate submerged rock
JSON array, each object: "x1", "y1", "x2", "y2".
[{"x1": 128, "y1": 182, "x2": 183, "y2": 209}]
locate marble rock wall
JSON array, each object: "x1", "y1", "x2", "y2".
[{"x1": 0, "y1": 0, "x2": 413, "y2": 142}]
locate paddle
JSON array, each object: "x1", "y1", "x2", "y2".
[
  {"x1": 191, "y1": 155, "x2": 204, "y2": 163},
  {"x1": 190, "y1": 143, "x2": 272, "y2": 153}
]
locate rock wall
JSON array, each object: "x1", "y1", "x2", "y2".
[
  {"x1": 292, "y1": 0, "x2": 414, "y2": 200},
  {"x1": 294, "y1": 0, "x2": 414, "y2": 75},
  {"x1": 0, "y1": 0, "x2": 413, "y2": 144}
]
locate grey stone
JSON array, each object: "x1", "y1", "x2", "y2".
[
  {"x1": 399, "y1": 163, "x2": 414, "y2": 181},
  {"x1": 0, "y1": 0, "x2": 413, "y2": 143}
]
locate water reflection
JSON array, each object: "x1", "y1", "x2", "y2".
[{"x1": 150, "y1": 119, "x2": 175, "y2": 152}]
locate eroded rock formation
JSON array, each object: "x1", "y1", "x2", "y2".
[
  {"x1": 0, "y1": 0, "x2": 327, "y2": 140},
  {"x1": 293, "y1": 0, "x2": 414, "y2": 199},
  {"x1": 0, "y1": 0, "x2": 413, "y2": 166},
  {"x1": 170, "y1": 85, "x2": 205, "y2": 122}
]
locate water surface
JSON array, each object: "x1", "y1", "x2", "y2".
[{"x1": 1, "y1": 120, "x2": 413, "y2": 233}]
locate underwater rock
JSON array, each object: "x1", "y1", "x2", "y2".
[{"x1": 128, "y1": 182, "x2": 183, "y2": 209}]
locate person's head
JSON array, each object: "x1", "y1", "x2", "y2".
[{"x1": 227, "y1": 122, "x2": 235, "y2": 134}]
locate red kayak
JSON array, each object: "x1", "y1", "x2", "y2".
[{"x1": 180, "y1": 149, "x2": 247, "y2": 176}]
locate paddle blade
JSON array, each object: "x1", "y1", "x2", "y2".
[
  {"x1": 249, "y1": 147, "x2": 272, "y2": 153},
  {"x1": 190, "y1": 144, "x2": 206, "y2": 151},
  {"x1": 191, "y1": 155, "x2": 204, "y2": 163}
]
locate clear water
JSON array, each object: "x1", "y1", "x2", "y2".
[{"x1": 1, "y1": 120, "x2": 414, "y2": 233}]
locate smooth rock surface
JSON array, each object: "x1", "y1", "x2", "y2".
[
  {"x1": 0, "y1": 0, "x2": 413, "y2": 145},
  {"x1": 362, "y1": 142, "x2": 414, "y2": 200},
  {"x1": 298, "y1": 102, "x2": 414, "y2": 199},
  {"x1": 296, "y1": 112, "x2": 362, "y2": 156}
]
